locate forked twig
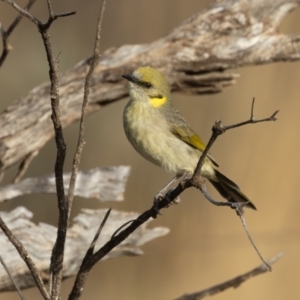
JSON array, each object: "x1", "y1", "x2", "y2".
[
  {"x1": 190, "y1": 99, "x2": 278, "y2": 269},
  {"x1": 67, "y1": 208, "x2": 111, "y2": 300},
  {"x1": 195, "y1": 183, "x2": 271, "y2": 269},
  {"x1": 83, "y1": 208, "x2": 112, "y2": 263},
  {"x1": 0, "y1": 0, "x2": 36, "y2": 67},
  {"x1": 193, "y1": 98, "x2": 278, "y2": 179},
  {"x1": 225, "y1": 98, "x2": 279, "y2": 131},
  {"x1": 111, "y1": 218, "x2": 142, "y2": 239}
]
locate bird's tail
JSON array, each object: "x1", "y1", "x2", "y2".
[{"x1": 209, "y1": 169, "x2": 256, "y2": 210}]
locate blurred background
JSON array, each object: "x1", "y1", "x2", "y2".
[{"x1": 0, "y1": 0, "x2": 300, "y2": 299}]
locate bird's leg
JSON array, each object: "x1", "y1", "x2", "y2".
[
  {"x1": 165, "y1": 172, "x2": 191, "y2": 205},
  {"x1": 155, "y1": 174, "x2": 182, "y2": 200},
  {"x1": 153, "y1": 174, "x2": 183, "y2": 215}
]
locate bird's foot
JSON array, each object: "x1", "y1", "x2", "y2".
[
  {"x1": 152, "y1": 193, "x2": 164, "y2": 218},
  {"x1": 165, "y1": 188, "x2": 181, "y2": 205}
]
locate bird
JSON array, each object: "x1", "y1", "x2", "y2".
[{"x1": 122, "y1": 66, "x2": 256, "y2": 210}]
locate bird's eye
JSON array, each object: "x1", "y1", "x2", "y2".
[{"x1": 144, "y1": 82, "x2": 152, "y2": 88}]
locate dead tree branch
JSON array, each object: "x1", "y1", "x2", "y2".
[
  {"x1": 0, "y1": 166, "x2": 130, "y2": 203},
  {"x1": 0, "y1": 0, "x2": 298, "y2": 175}
]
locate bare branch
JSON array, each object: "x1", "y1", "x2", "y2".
[
  {"x1": 235, "y1": 207, "x2": 271, "y2": 270},
  {"x1": 1, "y1": 0, "x2": 40, "y2": 26},
  {"x1": 67, "y1": 0, "x2": 106, "y2": 219},
  {"x1": 70, "y1": 208, "x2": 112, "y2": 297},
  {"x1": 0, "y1": 0, "x2": 36, "y2": 67},
  {"x1": 13, "y1": 150, "x2": 38, "y2": 183},
  {"x1": 192, "y1": 101, "x2": 278, "y2": 181},
  {"x1": 174, "y1": 253, "x2": 283, "y2": 300},
  {"x1": 85, "y1": 208, "x2": 112, "y2": 259},
  {"x1": 223, "y1": 98, "x2": 279, "y2": 131}
]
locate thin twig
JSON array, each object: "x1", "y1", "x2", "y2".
[
  {"x1": 71, "y1": 208, "x2": 112, "y2": 296},
  {"x1": 2, "y1": 0, "x2": 40, "y2": 26},
  {"x1": 236, "y1": 207, "x2": 272, "y2": 270},
  {"x1": 197, "y1": 180, "x2": 271, "y2": 269},
  {"x1": 174, "y1": 253, "x2": 283, "y2": 300},
  {"x1": 190, "y1": 100, "x2": 278, "y2": 268},
  {"x1": 223, "y1": 98, "x2": 279, "y2": 131},
  {"x1": 0, "y1": 217, "x2": 50, "y2": 300},
  {"x1": 0, "y1": 254, "x2": 26, "y2": 300},
  {"x1": 0, "y1": 0, "x2": 36, "y2": 67},
  {"x1": 84, "y1": 208, "x2": 112, "y2": 262},
  {"x1": 110, "y1": 219, "x2": 141, "y2": 239},
  {"x1": 13, "y1": 150, "x2": 38, "y2": 183},
  {"x1": 193, "y1": 99, "x2": 278, "y2": 180},
  {"x1": 66, "y1": 0, "x2": 106, "y2": 220},
  {"x1": 199, "y1": 181, "x2": 239, "y2": 209}
]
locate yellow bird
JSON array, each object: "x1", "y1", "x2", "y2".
[{"x1": 122, "y1": 66, "x2": 256, "y2": 210}]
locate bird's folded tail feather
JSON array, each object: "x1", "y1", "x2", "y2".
[{"x1": 209, "y1": 169, "x2": 257, "y2": 210}]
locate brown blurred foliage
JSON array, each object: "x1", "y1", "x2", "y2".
[{"x1": 0, "y1": 1, "x2": 300, "y2": 299}]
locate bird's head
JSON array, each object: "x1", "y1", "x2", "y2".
[{"x1": 122, "y1": 66, "x2": 171, "y2": 107}]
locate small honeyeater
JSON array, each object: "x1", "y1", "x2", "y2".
[{"x1": 122, "y1": 66, "x2": 256, "y2": 210}]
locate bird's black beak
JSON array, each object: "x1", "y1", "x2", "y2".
[{"x1": 122, "y1": 74, "x2": 137, "y2": 84}]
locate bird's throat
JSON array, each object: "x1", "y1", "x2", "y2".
[{"x1": 149, "y1": 96, "x2": 167, "y2": 107}]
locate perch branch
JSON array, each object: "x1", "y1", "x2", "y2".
[{"x1": 68, "y1": 101, "x2": 277, "y2": 300}]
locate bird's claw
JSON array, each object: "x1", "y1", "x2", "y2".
[{"x1": 152, "y1": 195, "x2": 163, "y2": 218}]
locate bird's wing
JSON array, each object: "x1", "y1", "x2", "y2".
[{"x1": 171, "y1": 124, "x2": 219, "y2": 167}]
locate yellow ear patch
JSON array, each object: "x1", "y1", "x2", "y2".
[{"x1": 149, "y1": 96, "x2": 167, "y2": 107}]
